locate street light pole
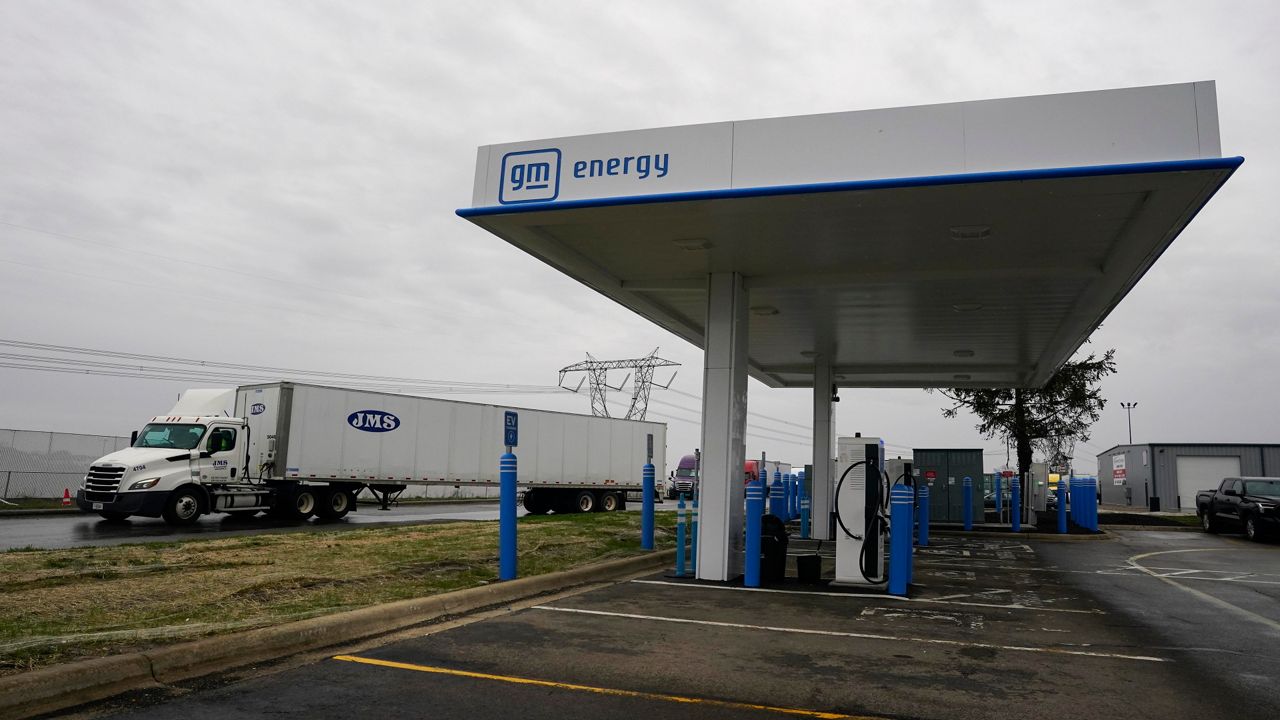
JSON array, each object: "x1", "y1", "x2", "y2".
[{"x1": 1121, "y1": 402, "x2": 1138, "y2": 444}]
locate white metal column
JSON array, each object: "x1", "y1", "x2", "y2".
[
  {"x1": 811, "y1": 360, "x2": 835, "y2": 540},
  {"x1": 696, "y1": 272, "x2": 748, "y2": 581}
]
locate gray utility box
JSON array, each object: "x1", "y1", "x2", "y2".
[{"x1": 912, "y1": 449, "x2": 984, "y2": 524}]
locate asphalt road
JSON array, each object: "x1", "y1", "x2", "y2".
[
  {"x1": 79, "y1": 529, "x2": 1280, "y2": 720},
  {"x1": 0, "y1": 502, "x2": 514, "y2": 550}
]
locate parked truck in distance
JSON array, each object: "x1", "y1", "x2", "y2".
[
  {"x1": 1196, "y1": 477, "x2": 1280, "y2": 541},
  {"x1": 666, "y1": 453, "x2": 698, "y2": 499},
  {"x1": 78, "y1": 382, "x2": 666, "y2": 525}
]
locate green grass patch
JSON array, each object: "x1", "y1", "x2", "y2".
[
  {"x1": 0, "y1": 512, "x2": 675, "y2": 676},
  {"x1": 0, "y1": 498, "x2": 71, "y2": 511}
]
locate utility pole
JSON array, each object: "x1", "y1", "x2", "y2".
[
  {"x1": 558, "y1": 348, "x2": 679, "y2": 421},
  {"x1": 1120, "y1": 402, "x2": 1138, "y2": 444}
]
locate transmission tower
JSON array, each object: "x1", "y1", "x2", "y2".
[{"x1": 558, "y1": 348, "x2": 679, "y2": 420}]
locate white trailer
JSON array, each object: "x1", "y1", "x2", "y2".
[{"x1": 77, "y1": 382, "x2": 666, "y2": 524}]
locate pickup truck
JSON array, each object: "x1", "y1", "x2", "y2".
[{"x1": 1196, "y1": 477, "x2": 1280, "y2": 541}]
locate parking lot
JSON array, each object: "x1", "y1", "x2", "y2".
[{"x1": 81, "y1": 529, "x2": 1279, "y2": 720}]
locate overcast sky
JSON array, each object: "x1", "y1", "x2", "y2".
[{"x1": 1, "y1": 0, "x2": 1277, "y2": 474}]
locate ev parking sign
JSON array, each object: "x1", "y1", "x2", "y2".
[{"x1": 504, "y1": 411, "x2": 518, "y2": 448}]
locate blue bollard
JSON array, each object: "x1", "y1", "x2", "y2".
[
  {"x1": 784, "y1": 474, "x2": 794, "y2": 521},
  {"x1": 799, "y1": 482, "x2": 811, "y2": 539},
  {"x1": 1058, "y1": 478, "x2": 1068, "y2": 533},
  {"x1": 1011, "y1": 474, "x2": 1021, "y2": 533},
  {"x1": 675, "y1": 495, "x2": 687, "y2": 577},
  {"x1": 994, "y1": 473, "x2": 1002, "y2": 523},
  {"x1": 691, "y1": 495, "x2": 699, "y2": 574},
  {"x1": 888, "y1": 485, "x2": 914, "y2": 597},
  {"x1": 744, "y1": 480, "x2": 765, "y2": 588},
  {"x1": 962, "y1": 476, "x2": 973, "y2": 531},
  {"x1": 1070, "y1": 476, "x2": 1080, "y2": 526},
  {"x1": 917, "y1": 485, "x2": 930, "y2": 547},
  {"x1": 642, "y1": 462, "x2": 655, "y2": 551},
  {"x1": 770, "y1": 471, "x2": 786, "y2": 521},
  {"x1": 499, "y1": 452, "x2": 518, "y2": 581}
]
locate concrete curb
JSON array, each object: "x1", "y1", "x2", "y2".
[
  {"x1": 931, "y1": 528, "x2": 1110, "y2": 542},
  {"x1": 0, "y1": 548, "x2": 675, "y2": 719},
  {"x1": 1101, "y1": 524, "x2": 1202, "y2": 532}
]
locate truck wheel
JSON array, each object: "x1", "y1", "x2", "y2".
[
  {"x1": 98, "y1": 511, "x2": 130, "y2": 522},
  {"x1": 289, "y1": 488, "x2": 318, "y2": 520},
  {"x1": 315, "y1": 488, "x2": 353, "y2": 520},
  {"x1": 600, "y1": 492, "x2": 621, "y2": 512},
  {"x1": 1244, "y1": 514, "x2": 1261, "y2": 541},
  {"x1": 574, "y1": 490, "x2": 597, "y2": 513},
  {"x1": 162, "y1": 488, "x2": 203, "y2": 526},
  {"x1": 1201, "y1": 511, "x2": 1218, "y2": 534}
]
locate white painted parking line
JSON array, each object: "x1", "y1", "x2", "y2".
[
  {"x1": 532, "y1": 605, "x2": 1165, "y2": 662},
  {"x1": 629, "y1": 579, "x2": 1102, "y2": 614},
  {"x1": 913, "y1": 561, "x2": 1280, "y2": 586},
  {"x1": 1128, "y1": 549, "x2": 1280, "y2": 635}
]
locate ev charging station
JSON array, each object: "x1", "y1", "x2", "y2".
[
  {"x1": 459, "y1": 81, "x2": 1239, "y2": 589},
  {"x1": 831, "y1": 436, "x2": 887, "y2": 587}
]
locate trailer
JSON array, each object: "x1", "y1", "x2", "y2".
[{"x1": 77, "y1": 382, "x2": 666, "y2": 525}]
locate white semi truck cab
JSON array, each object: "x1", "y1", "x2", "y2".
[{"x1": 76, "y1": 388, "x2": 352, "y2": 524}]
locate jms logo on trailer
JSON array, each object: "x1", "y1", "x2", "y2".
[
  {"x1": 347, "y1": 410, "x2": 400, "y2": 432},
  {"x1": 500, "y1": 148, "x2": 561, "y2": 204},
  {"x1": 250, "y1": 403, "x2": 266, "y2": 415}
]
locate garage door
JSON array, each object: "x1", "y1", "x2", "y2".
[{"x1": 1174, "y1": 456, "x2": 1241, "y2": 511}]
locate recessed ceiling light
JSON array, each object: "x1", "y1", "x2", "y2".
[
  {"x1": 952, "y1": 303, "x2": 984, "y2": 312},
  {"x1": 949, "y1": 225, "x2": 991, "y2": 241},
  {"x1": 672, "y1": 237, "x2": 713, "y2": 251},
  {"x1": 953, "y1": 349, "x2": 975, "y2": 358},
  {"x1": 953, "y1": 374, "x2": 972, "y2": 381},
  {"x1": 750, "y1": 305, "x2": 779, "y2": 316}
]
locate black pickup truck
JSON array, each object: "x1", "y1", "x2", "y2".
[{"x1": 1196, "y1": 477, "x2": 1280, "y2": 541}]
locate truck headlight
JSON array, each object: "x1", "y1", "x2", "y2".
[{"x1": 128, "y1": 477, "x2": 162, "y2": 490}]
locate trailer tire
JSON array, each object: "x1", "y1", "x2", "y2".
[
  {"x1": 162, "y1": 487, "x2": 204, "y2": 526},
  {"x1": 574, "y1": 490, "x2": 597, "y2": 513},
  {"x1": 522, "y1": 489, "x2": 551, "y2": 515},
  {"x1": 600, "y1": 492, "x2": 621, "y2": 512},
  {"x1": 315, "y1": 488, "x2": 353, "y2": 520}
]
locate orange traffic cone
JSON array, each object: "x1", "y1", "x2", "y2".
[{"x1": 62, "y1": 488, "x2": 72, "y2": 506}]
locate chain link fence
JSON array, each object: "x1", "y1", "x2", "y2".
[{"x1": 1, "y1": 429, "x2": 130, "y2": 499}]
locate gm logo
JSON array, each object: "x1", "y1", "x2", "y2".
[
  {"x1": 500, "y1": 148, "x2": 560, "y2": 204},
  {"x1": 347, "y1": 410, "x2": 400, "y2": 433},
  {"x1": 250, "y1": 403, "x2": 266, "y2": 415}
]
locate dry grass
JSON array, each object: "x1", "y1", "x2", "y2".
[{"x1": 0, "y1": 512, "x2": 675, "y2": 675}]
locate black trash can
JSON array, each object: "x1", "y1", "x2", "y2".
[
  {"x1": 759, "y1": 514, "x2": 789, "y2": 583},
  {"x1": 795, "y1": 554, "x2": 822, "y2": 584}
]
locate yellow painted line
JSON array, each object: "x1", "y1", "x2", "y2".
[{"x1": 332, "y1": 654, "x2": 876, "y2": 719}]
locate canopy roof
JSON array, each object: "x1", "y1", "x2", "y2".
[{"x1": 459, "y1": 83, "x2": 1240, "y2": 388}]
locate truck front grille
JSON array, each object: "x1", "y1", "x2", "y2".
[{"x1": 84, "y1": 465, "x2": 125, "y2": 501}]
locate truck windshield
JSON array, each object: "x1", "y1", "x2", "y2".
[
  {"x1": 134, "y1": 423, "x2": 207, "y2": 450},
  {"x1": 675, "y1": 468, "x2": 697, "y2": 478},
  {"x1": 1244, "y1": 480, "x2": 1280, "y2": 498}
]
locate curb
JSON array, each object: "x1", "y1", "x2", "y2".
[
  {"x1": 931, "y1": 528, "x2": 1109, "y2": 542},
  {"x1": 0, "y1": 548, "x2": 675, "y2": 719},
  {"x1": 1100, "y1": 524, "x2": 1201, "y2": 532}
]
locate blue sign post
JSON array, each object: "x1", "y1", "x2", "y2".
[{"x1": 499, "y1": 411, "x2": 518, "y2": 581}]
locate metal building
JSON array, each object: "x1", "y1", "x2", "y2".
[{"x1": 1097, "y1": 443, "x2": 1280, "y2": 512}]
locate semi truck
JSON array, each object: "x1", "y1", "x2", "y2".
[{"x1": 77, "y1": 382, "x2": 667, "y2": 525}]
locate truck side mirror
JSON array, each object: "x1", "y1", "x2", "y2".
[{"x1": 130, "y1": 430, "x2": 139, "y2": 446}]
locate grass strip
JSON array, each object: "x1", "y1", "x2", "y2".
[{"x1": 0, "y1": 511, "x2": 675, "y2": 675}]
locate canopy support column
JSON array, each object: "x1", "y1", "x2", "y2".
[
  {"x1": 811, "y1": 359, "x2": 835, "y2": 540},
  {"x1": 696, "y1": 272, "x2": 748, "y2": 581}
]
